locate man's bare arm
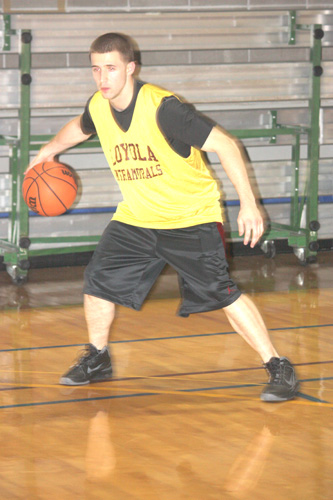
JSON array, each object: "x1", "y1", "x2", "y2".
[
  {"x1": 25, "y1": 115, "x2": 92, "y2": 173},
  {"x1": 202, "y1": 125, "x2": 264, "y2": 248}
]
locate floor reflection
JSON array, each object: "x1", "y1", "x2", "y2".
[
  {"x1": 0, "y1": 248, "x2": 332, "y2": 499},
  {"x1": 0, "y1": 252, "x2": 332, "y2": 310}
]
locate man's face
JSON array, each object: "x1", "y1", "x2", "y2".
[{"x1": 91, "y1": 50, "x2": 134, "y2": 107}]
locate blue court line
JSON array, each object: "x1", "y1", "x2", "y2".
[
  {"x1": 1, "y1": 195, "x2": 332, "y2": 219},
  {"x1": 1, "y1": 323, "x2": 333, "y2": 353},
  {"x1": 0, "y1": 377, "x2": 331, "y2": 410},
  {"x1": 296, "y1": 392, "x2": 330, "y2": 404}
]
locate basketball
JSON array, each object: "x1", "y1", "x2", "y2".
[{"x1": 22, "y1": 161, "x2": 78, "y2": 216}]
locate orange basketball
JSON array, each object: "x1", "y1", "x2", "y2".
[{"x1": 22, "y1": 161, "x2": 78, "y2": 216}]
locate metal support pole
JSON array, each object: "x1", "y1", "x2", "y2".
[
  {"x1": 9, "y1": 143, "x2": 19, "y2": 243},
  {"x1": 17, "y1": 30, "x2": 32, "y2": 247},
  {"x1": 290, "y1": 133, "x2": 301, "y2": 231},
  {"x1": 305, "y1": 25, "x2": 323, "y2": 258},
  {"x1": 288, "y1": 10, "x2": 296, "y2": 45},
  {"x1": 1, "y1": 29, "x2": 33, "y2": 283},
  {"x1": 2, "y1": 13, "x2": 16, "y2": 50}
]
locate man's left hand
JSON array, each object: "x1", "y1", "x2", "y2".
[{"x1": 237, "y1": 205, "x2": 264, "y2": 248}]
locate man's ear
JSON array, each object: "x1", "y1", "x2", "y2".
[{"x1": 127, "y1": 61, "x2": 136, "y2": 76}]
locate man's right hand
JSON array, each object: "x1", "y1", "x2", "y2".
[
  {"x1": 25, "y1": 147, "x2": 56, "y2": 174},
  {"x1": 24, "y1": 114, "x2": 91, "y2": 174}
]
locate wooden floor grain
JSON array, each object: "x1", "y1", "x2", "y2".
[{"x1": 0, "y1": 253, "x2": 332, "y2": 499}]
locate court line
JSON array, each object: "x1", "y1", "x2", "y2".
[
  {"x1": 0, "y1": 359, "x2": 333, "y2": 378},
  {"x1": 296, "y1": 392, "x2": 330, "y2": 404},
  {"x1": 1, "y1": 194, "x2": 332, "y2": 219},
  {"x1": 0, "y1": 359, "x2": 332, "y2": 380},
  {"x1": 180, "y1": 378, "x2": 333, "y2": 405},
  {"x1": 0, "y1": 377, "x2": 331, "y2": 410},
  {"x1": 1, "y1": 322, "x2": 332, "y2": 353},
  {"x1": 0, "y1": 386, "x2": 30, "y2": 392},
  {"x1": 109, "y1": 360, "x2": 333, "y2": 382}
]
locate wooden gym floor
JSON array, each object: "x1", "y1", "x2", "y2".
[{"x1": 0, "y1": 252, "x2": 332, "y2": 499}]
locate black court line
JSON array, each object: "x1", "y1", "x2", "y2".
[
  {"x1": 0, "y1": 392, "x2": 156, "y2": 409},
  {"x1": 1, "y1": 322, "x2": 333, "y2": 353},
  {"x1": 300, "y1": 376, "x2": 333, "y2": 383},
  {"x1": 0, "y1": 377, "x2": 331, "y2": 410},
  {"x1": 0, "y1": 386, "x2": 30, "y2": 392},
  {"x1": 1, "y1": 359, "x2": 332, "y2": 390},
  {"x1": 111, "y1": 360, "x2": 333, "y2": 382},
  {"x1": 296, "y1": 392, "x2": 331, "y2": 404},
  {"x1": 1, "y1": 360, "x2": 332, "y2": 397},
  {"x1": 0, "y1": 360, "x2": 333, "y2": 408}
]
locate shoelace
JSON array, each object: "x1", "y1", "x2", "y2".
[
  {"x1": 268, "y1": 359, "x2": 285, "y2": 385},
  {"x1": 76, "y1": 344, "x2": 97, "y2": 364}
]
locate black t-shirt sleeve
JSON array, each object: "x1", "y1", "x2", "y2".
[
  {"x1": 79, "y1": 90, "x2": 215, "y2": 157},
  {"x1": 157, "y1": 96, "x2": 214, "y2": 149},
  {"x1": 80, "y1": 94, "x2": 97, "y2": 135}
]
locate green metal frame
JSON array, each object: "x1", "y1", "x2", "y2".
[
  {"x1": 2, "y1": 14, "x2": 15, "y2": 50},
  {"x1": 228, "y1": 126, "x2": 308, "y2": 248},
  {"x1": 0, "y1": 12, "x2": 323, "y2": 282}
]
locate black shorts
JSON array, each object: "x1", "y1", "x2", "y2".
[{"x1": 84, "y1": 220, "x2": 241, "y2": 317}]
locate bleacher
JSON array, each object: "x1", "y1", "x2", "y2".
[{"x1": 0, "y1": 7, "x2": 332, "y2": 281}]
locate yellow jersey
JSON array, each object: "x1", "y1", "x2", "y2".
[{"x1": 88, "y1": 83, "x2": 223, "y2": 229}]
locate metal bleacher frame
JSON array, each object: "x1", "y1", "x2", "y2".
[{"x1": 0, "y1": 11, "x2": 324, "y2": 284}]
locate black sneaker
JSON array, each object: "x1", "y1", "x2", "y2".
[
  {"x1": 261, "y1": 357, "x2": 299, "y2": 402},
  {"x1": 59, "y1": 344, "x2": 112, "y2": 386}
]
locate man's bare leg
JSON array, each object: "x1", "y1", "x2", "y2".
[
  {"x1": 224, "y1": 294, "x2": 299, "y2": 401},
  {"x1": 83, "y1": 293, "x2": 276, "y2": 361},
  {"x1": 84, "y1": 294, "x2": 115, "y2": 349},
  {"x1": 223, "y1": 294, "x2": 278, "y2": 363},
  {"x1": 59, "y1": 294, "x2": 115, "y2": 385}
]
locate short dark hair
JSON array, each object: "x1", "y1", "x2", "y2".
[{"x1": 90, "y1": 33, "x2": 135, "y2": 62}]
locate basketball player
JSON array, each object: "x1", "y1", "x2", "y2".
[{"x1": 27, "y1": 33, "x2": 299, "y2": 402}]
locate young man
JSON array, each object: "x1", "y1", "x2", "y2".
[{"x1": 27, "y1": 33, "x2": 299, "y2": 402}]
